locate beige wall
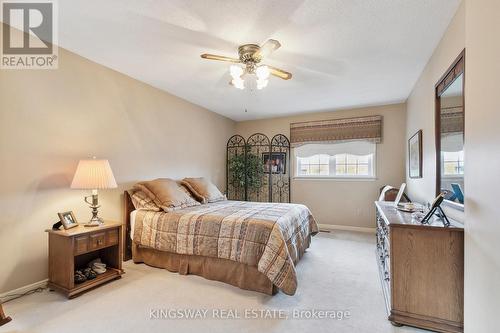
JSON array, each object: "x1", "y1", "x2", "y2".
[
  {"x1": 236, "y1": 104, "x2": 407, "y2": 229},
  {"x1": 0, "y1": 24, "x2": 235, "y2": 293},
  {"x1": 464, "y1": 0, "x2": 500, "y2": 330},
  {"x1": 405, "y1": 1, "x2": 465, "y2": 222},
  {"x1": 405, "y1": 0, "x2": 500, "y2": 329}
]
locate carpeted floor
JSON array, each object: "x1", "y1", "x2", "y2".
[{"x1": 0, "y1": 231, "x2": 428, "y2": 333}]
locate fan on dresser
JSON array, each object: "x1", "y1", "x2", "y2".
[{"x1": 201, "y1": 39, "x2": 292, "y2": 90}]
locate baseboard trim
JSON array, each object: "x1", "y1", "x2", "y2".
[
  {"x1": 318, "y1": 224, "x2": 375, "y2": 233},
  {"x1": 0, "y1": 279, "x2": 48, "y2": 303}
]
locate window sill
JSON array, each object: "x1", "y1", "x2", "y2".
[{"x1": 293, "y1": 176, "x2": 377, "y2": 182}]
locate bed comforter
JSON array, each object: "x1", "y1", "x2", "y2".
[{"x1": 133, "y1": 200, "x2": 318, "y2": 295}]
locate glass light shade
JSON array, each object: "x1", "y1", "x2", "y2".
[
  {"x1": 229, "y1": 65, "x2": 244, "y2": 79},
  {"x1": 256, "y1": 65, "x2": 270, "y2": 80},
  {"x1": 70, "y1": 159, "x2": 117, "y2": 189},
  {"x1": 256, "y1": 78, "x2": 269, "y2": 90},
  {"x1": 231, "y1": 78, "x2": 245, "y2": 89}
]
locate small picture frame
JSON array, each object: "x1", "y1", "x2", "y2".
[
  {"x1": 262, "y1": 152, "x2": 287, "y2": 174},
  {"x1": 408, "y1": 130, "x2": 423, "y2": 178},
  {"x1": 58, "y1": 211, "x2": 79, "y2": 230}
]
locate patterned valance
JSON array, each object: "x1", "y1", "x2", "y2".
[
  {"x1": 441, "y1": 106, "x2": 464, "y2": 135},
  {"x1": 290, "y1": 115, "x2": 383, "y2": 147}
]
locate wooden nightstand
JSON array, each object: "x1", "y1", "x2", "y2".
[{"x1": 46, "y1": 221, "x2": 124, "y2": 298}]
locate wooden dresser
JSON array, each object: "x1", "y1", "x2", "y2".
[
  {"x1": 375, "y1": 201, "x2": 464, "y2": 332},
  {"x1": 46, "y1": 221, "x2": 124, "y2": 298}
]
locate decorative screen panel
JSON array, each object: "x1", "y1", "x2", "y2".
[
  {"x1": 246, "y1": 133, "x2": 270, "y2": 202},
  {"x1": 270, "y1": 134, "x2": 291, "y2": 203},
  {"x1": 226, "y1": 133, "x2": 290, "y2": 203},
  {"x1": 226, "y1": 135, "x2": 246, "y2": 201}
]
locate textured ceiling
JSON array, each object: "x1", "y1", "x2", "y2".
[{"x1": 54, "y1": 0, "x2": 460, "y2": 121}]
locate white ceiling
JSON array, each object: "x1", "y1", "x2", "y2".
[{"x1": 55, "y1": 0, "x2": 460, "y2": 121}]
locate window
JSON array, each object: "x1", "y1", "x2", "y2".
[
  {"x1": 442, "y1": 151, "x2": 464, "y2": 176},
  {"x1": 334, "y1": 154, "x2": 372, "y2": 176},
  {"x1": 297, "y1": 154, "x2": 330, "y2": 176},
  {"x1": 294, "y1": 141, "x2": 376, "y2": 178}
]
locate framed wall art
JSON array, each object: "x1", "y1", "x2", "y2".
[{"x1": 409, "y1": 130, "x2": 423, "y2": 178}]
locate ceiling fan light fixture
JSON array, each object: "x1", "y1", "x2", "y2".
[
  {"x1": 229, "y1": 64, "x2": 244, "y2": 79},
  {"x1": 256, "y1": 78, "x2": 268, "y2": 90},
  {"x1": 256, "y1": 65, "x2": 270, "y2": 80},
  {"x1": 231, "y1": 78, "x2": 245, "y2": 90},
  {"x1": 202, "y1": 39, "x2": 291, "y2": 90}
]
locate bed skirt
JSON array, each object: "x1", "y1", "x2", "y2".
[{"x1": 132, "y1": 243, "x2": 278, "y2": 295}]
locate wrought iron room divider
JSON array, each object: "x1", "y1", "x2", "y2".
[{"x1": 226, "y1": 133, "x2": 290, "y2": 203}]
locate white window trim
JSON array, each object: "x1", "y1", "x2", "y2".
[{"x1": 293, "y1": 143, "x2": 377, "y2": 181}]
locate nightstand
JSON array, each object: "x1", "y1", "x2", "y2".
[{"x1": 46, "y1": 221, "x2": 124, "y2": 298}]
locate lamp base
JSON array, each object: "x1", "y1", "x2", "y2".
[
  {"x1": 84, "y1": 192, "x2": 104, "y2": 227},
  {"x1": 84, "y1": 216, "x2": 104, "y2": 227}
]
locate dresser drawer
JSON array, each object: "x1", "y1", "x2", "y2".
[
  {"x1": 74, "y1": 235, "x2": 89, "y2": 255},
  {"x1": 89, "y1": 232, "x2": 106, "y2": 250},
  {"x1": 107, "y1": 228, "x2": 119, "y2": 246}
]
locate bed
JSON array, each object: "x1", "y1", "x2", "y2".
[{"x1": 124, "y1": 187, "x2": 318, "y2": 296}]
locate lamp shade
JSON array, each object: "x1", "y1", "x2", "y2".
[{"x1": 70, "y1": 159, "x2": 117, "y2": 189}]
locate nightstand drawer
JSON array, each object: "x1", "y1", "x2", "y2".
[
  {"x1": 74, "y1": 235, "x2": 89, "y2": 255},
  {"x1": 107, "y1": 228, "x2": 119, "y2": 246},
  {"x1": 89, "y1": 232, "x2": 106, "y2": 250}
]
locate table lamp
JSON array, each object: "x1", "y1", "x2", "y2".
[{"x1": 70, "y1": 158, "x2": 117, "y2": 227}]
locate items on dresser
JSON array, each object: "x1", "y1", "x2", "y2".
[
  {"x1": 46, "y1": 221, "x2": 124, "y2": 298},
  {"x1": 419, "y1": 193, "x2": 450, "y2": 226},
  {"x1": 375, "y1": 201, "x2": 464, "y2": 332},
  {"x1": 378, "y1": 185, "x2": 411, "y2": 202},
  {"x1": 396, "y1": 202, "x2": 424, "y2": 213},
  {"x1": 392, "y1": 183, "x2": 406, "y2": 207}
]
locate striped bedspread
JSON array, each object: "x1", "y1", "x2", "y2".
[{"x1": 133, "y1": 200, "x2": 318, "y2": 295}]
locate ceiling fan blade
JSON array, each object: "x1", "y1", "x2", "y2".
[
  {"x1": 254, "y1": 39, "x2": 281, "y2": 60},
  {"x1": 267, "y1": 65, "x2": 292, "y2": 80},
  {"x1": 201, "y1": 54, "x2": 241, "y2": 63}
]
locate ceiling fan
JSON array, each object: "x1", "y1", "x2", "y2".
[{"x1": 201, "y1": 39, "x2": 292, "y2": 90}]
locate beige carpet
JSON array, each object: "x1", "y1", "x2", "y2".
[{"x1": 0, "y1": 231, "x2": 427, "y2": 333}]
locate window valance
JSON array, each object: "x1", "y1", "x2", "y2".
[
  {"x1": 440, "y1": 106, "x2": 464, "y2": 135},
  {"x1": 294, "y1": 141, "x2": 376, "y2": 158},
  {"x1": 290, "y1": 115, "x2": 383, "y2": 147}
]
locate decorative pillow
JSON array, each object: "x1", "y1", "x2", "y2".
[
  {"x1": 181, "y1": 177, "x2": 226, "y2": 204},
  {"x1": 133, "y1": 178, "x2": 200, "y2": 212},
  {"x1": 128, "y1": 189, "x2": 161, "y2": 211}
]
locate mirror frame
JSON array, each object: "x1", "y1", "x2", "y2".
[{"x1": 435, "y1": 49, "x2": 465, "y2": 211}]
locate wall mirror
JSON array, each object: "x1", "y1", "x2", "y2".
[{"x1": 435, "y1": 50, "x2": 465, "y2": 210}]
